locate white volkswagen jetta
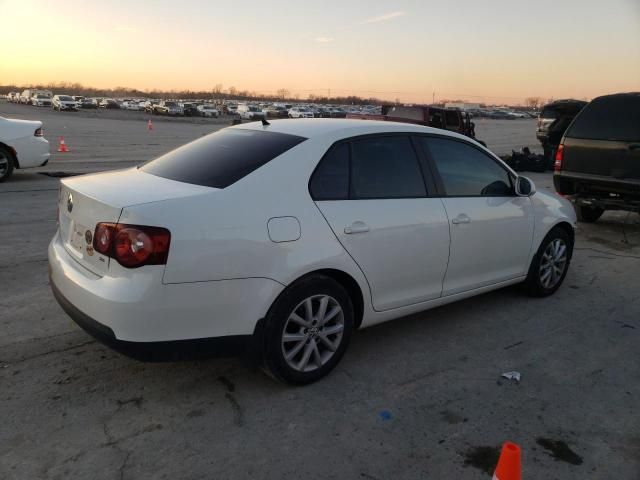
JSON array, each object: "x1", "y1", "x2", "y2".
[{"x1": 49, "y1": 119, "x2": 576, "y2": 384}]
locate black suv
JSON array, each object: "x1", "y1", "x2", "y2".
[
  {"x1": 553, "y1": 92, "x2": 640, "y2": 222},
  {"x1": 537, "y1": 99, "x2": 587, "y2": 167}
]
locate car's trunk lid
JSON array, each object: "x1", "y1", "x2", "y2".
[{"x1": 58, "y1": 168, "x2": 214, "y2": 276}]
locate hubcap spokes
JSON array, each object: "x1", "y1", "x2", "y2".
[
  {"x1": 539, "y1": 239, "x2": 567, "y2": 289},
  {"x1": 282, "y1": 295, "x2": 344, "y2": 372},
  {"x1": 0, "y1": 154, "x2": 8, "y2": 175}
]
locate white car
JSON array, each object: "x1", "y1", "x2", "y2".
[
  {"x1": 288, "y1": 107, "x2": 314, "y2": 118},
  {"x1": 31, "y1": 94, "x2": 52, "y2": 107},
  {"x1": 197, "y1": 104, "x2": 220, "y2": 117},
  {"x1": 52, "y1": 95, "x2": 78, "y2": 111},
  {"x1": 237, "y1": 104, "x2": 265, "y2": 120},
  {"x1": 49, "y1": 119, "x2": 576, "y2": 384},
  {"x1": 0, "y1": 116, "x2": 50, "y2": 181}
]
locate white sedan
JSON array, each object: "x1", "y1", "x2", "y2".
[
  {"x1": 49, "y1": 119, "x2": 576, "y2": 383},
  {"x1": 52, "y1": 95, "x2": 78, "y2": 111},
  {"x1": 197, "y1": 104, "x2": 220, "y2": 117},
  {"x1": 288, "y1": 107, "x2": 314, "y2": 118},
  {"x1": 0, "y1": 116, "x2": 50, "y2": 181}
]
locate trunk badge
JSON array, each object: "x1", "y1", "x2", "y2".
[{"x1": 67, "y1": 193, "x2": 74, "y2": 213}]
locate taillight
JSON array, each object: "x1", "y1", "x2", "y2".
[
  {"x1": 34, "y1": 127, "x2": 44, "y2": 137},
  {"x1": 554, "y1": 144, "x2": 564, "y2": 171},
  {"x1": 93, "y1": 223, "x2": 171, "y2": 268}
]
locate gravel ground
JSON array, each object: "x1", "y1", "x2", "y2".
[{"x1": 1, "y1": 100, "x2": 639, "y2": 480}]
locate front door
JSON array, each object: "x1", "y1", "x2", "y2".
[{"x1": 417, "y1": 135, "x2": 535, "y2": 296}]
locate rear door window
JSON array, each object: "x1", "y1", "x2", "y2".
[
  {"x1": 566, "y1": 95, "x2": 640, "y2": 142},
  {"x1": 350, "y1": 136, "x2": 426, "y2": 199},
  {"x1": 142, "y1": 129, "x2": 306, "y2": 188},
  {"x1": 309, "y1": 135, "x2": 428, "y2": 200}
]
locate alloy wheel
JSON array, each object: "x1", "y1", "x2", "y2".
[
  {"x1": 281, "y1": 295, "x2": 344, "y2": 372},
  {"x1": 0, "y1": 151, "x2": 9, "y2": 177},
  {"x1": 539, "y1": 238, "x2": 568, "y2": 289}
]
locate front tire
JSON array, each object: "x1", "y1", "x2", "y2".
[
  {"x1": 575, "y1": 205, "x2": 604, "y2": 223},
  {"x1": 523, "y1": 227, "x2": 572, "y2": 297},
  {"x1": 0, "y1": 146, "x2": 15, "y2": 182},
  {"x1": 263, "y1": 275, "x2": 354, "y2": 384}
]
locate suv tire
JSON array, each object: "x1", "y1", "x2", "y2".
[{"x1": 575, "y1": 205, "x2": 604, "y2": 223}]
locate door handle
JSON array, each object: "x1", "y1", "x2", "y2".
[
  {"x1": 451, "y1": 214, "x2": 471, "y2": 225},
  {"x1": 344, "y1": 221, "x2": 370, "y2": 234}
]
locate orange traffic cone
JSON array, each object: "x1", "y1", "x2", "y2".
[
  {"x1": 57, "y1": 137, "x2": 70, "y2": 153},
  {"x1": 493, "y1": 442, "x2": 521, "y2": 480},
  {"x1": 147, "y1": 119, "x2": 153, "y2": 131}
]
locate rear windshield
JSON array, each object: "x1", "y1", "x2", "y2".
[
  {"x1": 540, "y1": 107, "x2": 559, "y2": 119},
  {"x1": 141, "y1": 129, "x2": 307, "y2": 188},
  {"x1": 566, "y1": 95, "x2": 640, "y2": 142}
]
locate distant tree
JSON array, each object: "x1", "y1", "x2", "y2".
[
  {"x1": 228, "y1": 86, "x2": 237, "y2": 97},
  {"x1": 524, "y1": 96, "x2": 543, "y2": 109},
  {"x1": 276, "y1": 88, "x2": 289, "y2": 99}
]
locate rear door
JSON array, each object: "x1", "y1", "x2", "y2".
[
  {"x1": 563, "y1": 94, "x2": 640, "y2": 180},
  {"x1": 417, "y1": 136, "x2": 534, "y2": 296},
  {"x1": 311, "y1": 135, "x2": 451, "y2": 311}
]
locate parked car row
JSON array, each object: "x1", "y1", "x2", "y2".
[{"x1": 466, "y1": 109, "x2": 538, "y2": 119}]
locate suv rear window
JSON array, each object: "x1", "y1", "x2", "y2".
[
  {"x1": 142, "y1": 129, "x2": 306, "y2": 188},
  {"x1": 566, "y1": 95, "x2": 640, "y2": 142},
  {"x1": 540, "y1": 107, "x2": 559, "y2": 119}
]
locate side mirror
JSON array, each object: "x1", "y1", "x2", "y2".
[{"x1": 516, "y1": 176, "x2": 536, "y2": 197}]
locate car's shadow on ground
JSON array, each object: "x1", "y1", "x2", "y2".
[{"x1": 50, "y1": 282, "x2": 532, "y2": 399}]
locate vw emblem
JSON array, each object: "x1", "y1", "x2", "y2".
[{"x1": 67, "y1": 193, "x2": 74, "y2": 213}]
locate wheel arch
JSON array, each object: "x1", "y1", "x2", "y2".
[
  {"x1": 0, "y1": 142, "x2": 19, "y2": 168},
  {"x1": 553, "y1": 221, "x2": 575, "y2": 249},
  {"x1": 282, "y1": 268, "x2": 365, "y2": 330}
]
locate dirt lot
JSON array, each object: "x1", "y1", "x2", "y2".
[{"x1": 1, "y1": 101, "x2": 639, "y2": 479}]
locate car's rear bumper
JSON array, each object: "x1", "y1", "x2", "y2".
[
  {"x1": 554, "y1": 170, "x2": 640, "y2": 195},
  {"x1": 50, "y1": 279, "x2": 254, "y2": 361},
  {"x1": 12, "y1": 135, "x2": 50, "y2": 169},
  {"x1": 554, "y1": 171, "x2": 640, "y2": 211},
  {"x1": 48, "y1": 230, "x2": 282, "y2": 344}
]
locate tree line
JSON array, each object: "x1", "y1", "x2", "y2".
[{"x1": 0, "y1": 82, "x2": 392, "y2": 105}]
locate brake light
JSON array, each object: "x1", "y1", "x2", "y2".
[
  {"x1": 554, "y1": 144, "x2": 564, "y2": 171},
  {"x1": 34, "y1": 127, "x2": 44, "y2": 137},
  {"x1": 93, "y1": 223, "x2": 171, "y2": 268}
]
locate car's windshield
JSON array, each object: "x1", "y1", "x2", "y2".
[
  {"x1": 165, "y1": 102, "x2": 177, "y2": 107},
  {"x1": 59, "y1": 96, "x2": 73, "y2": 101}
]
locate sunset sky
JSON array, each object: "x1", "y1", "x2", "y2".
[{"x1": 1, "y1": 0, "x2": 639, "y2": 104}]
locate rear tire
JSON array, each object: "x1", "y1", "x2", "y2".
[
  {"x1": 263, "y1": 274, "x2": 354, "y2": 384},
  {"x1": 523, "y1": 227, "x2": 572, "y2": 297},
  {"x1": 575, "y1": 205, "x2": 604, "y2": 223},
  {"x1": 0, "y1": 146, "x2": 15, "y2": 182}
]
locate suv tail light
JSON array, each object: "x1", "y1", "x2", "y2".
[
  {"x1": 554, "y1": 144, "x2": 564, "y2": 171},
  {"x1": 34, "y1": 127, "x2": 44, "y2": 137},
  {"x1": 94, "y1": 223, "x2": 171, "y2": 268}
]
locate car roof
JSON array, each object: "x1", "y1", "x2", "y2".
[{"x1": 233, "y1": 118, "x2": 459, "y2": 140}]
